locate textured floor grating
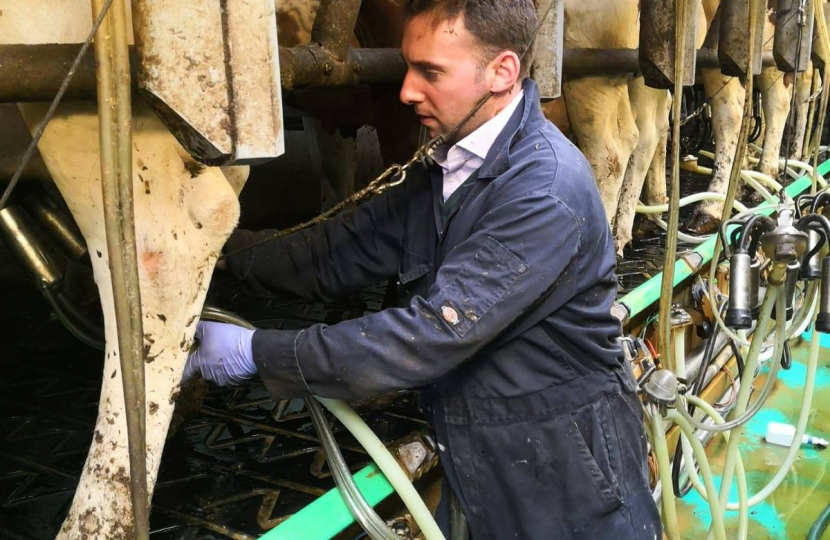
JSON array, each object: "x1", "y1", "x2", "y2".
[{"x1": 0, "y1": 283, "x2": 426, "y2": 540}]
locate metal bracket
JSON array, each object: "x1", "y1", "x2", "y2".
[
  {"x1": 719, "y1": 0, "x2": 766, "y2": 77},
  {"x1": 531, "y1": 0, "x2": 565, "y2": 100},
  {"x1": 131, "y1": 0, "x2": 285, "y2": 165},
  {"x1": 774, "y1": 0, "x2": 815, "y2": 72},
  {"x1": 639, "y1": 0, "x2": 699, "y2": 89}
]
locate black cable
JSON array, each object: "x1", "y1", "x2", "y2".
[
  {"x1": 800, "y1": 223, "x2": 826, "y2": 276},
  {"x1": 55, "y1": 292, "x2": 105, "y2": 342},
  {"x1": 807, "y1": 499, "x2": 830, "y2": 540},
  {"x1": 746, "y1": 216, "x2": 776, "y2": 256},
  {"x1": 811, "y1": 191, "x2": 830, "y2": 214},
  {"x1": 730, "y1": 339, "x2": 745, "y2": 379},
  {"x1": 671, "y1": 313, "x2": 721, "y2": 498},
  {"x1": 797, "y1": 192, "x2": 816, "y2": 218},
  {"x1": 42, "y1": 287, "x2": 104, "y2": 350},
  {"x1": 730, "y1": 227, "x2": 743, "y2": 250},
  {"x1": 781, "y1": 339, "x2": 793, "y2": 370},
  {"x1": 739, "y1": 215, "x2": 764, "y2": 252}
]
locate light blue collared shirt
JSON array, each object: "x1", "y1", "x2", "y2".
[{"x1": 432, "y1": 89, "x2": 524, "y2": 202}]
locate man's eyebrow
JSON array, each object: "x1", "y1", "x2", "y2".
[{"x1": 407, "y1": 60, "x2": 445, "y2": 71}]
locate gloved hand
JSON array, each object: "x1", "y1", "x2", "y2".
[{"x1": 183, "y1": 321, "x2": 257, "y2": 386}]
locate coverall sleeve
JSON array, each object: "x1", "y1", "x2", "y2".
[
  {"x1": 224, "y1": 184, "x2": 407, "y2": 302},
  {"x1": 251, "y1": 189, "x2": 584, "y2": 400}
]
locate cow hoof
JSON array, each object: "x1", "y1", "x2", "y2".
[
  {"x1": 740, "y1": 185, "x2": 766, "y2": 206},
  {"x1": 686, "y1": 212, "x2": 721, "y2": 235},
  {"x1": 633, "y1": 215, "x2": 661, "y2": 239}
]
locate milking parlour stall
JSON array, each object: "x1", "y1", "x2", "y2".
[{"x1": 2, "y1": 0, "x2": 830, "y2": 539}]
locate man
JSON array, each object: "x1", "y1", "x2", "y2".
[{"x1": 186, "y1": 1, "x2": 661, "y2": 538}]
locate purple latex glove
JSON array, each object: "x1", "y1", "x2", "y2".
[{"x1": 183, "y1": 321, "x2": 257, "y2": 386}]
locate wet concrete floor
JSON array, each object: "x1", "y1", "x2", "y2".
[{"x1": 674, "y1": 333, "x2": 830, "y2": 539}]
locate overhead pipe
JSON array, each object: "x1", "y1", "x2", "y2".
[
  {"x1": 0, "y1": 45, "x2": 778, "y2": 102},
  {"x1": 91, "y1": 0, "x2": 149, "y2": 537}
]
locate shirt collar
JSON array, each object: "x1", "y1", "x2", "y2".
[{"x1": 433, "y1": 88, "x2": 525, "y2": 169}]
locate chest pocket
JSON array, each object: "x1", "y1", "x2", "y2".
[
  {"x1": 397, "y1": 248, "x2": 431, "y2": 303},
  {"x1": 429, "y1": 236, "x2": 528, "y2": 338}
]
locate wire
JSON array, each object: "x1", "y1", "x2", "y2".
[
  {"x1": 714, "y1": 364, "x2": 739, "y2": 411},
  {"x1": 672, "y1": 298, "x2": 724, "y2": 497}
]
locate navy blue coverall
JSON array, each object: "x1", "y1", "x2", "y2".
[{"x1": 226, "y1": 79, "x2": 662, "y2": 540}]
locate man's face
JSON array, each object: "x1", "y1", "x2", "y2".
[{"x1": 400, "y1": 14, "x2": 492, "y2": 142}]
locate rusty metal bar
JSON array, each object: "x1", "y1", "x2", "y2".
[
  {"x1": 91, "y1": 0, "x2": 149, "y2": 537},
  {"x1": 657, "y1": 0, "x2": 688, "y2": 380},
  {"x1": 278, "y1": 46, "x2": 405, "y2": 89},
  {"x1": 563, "y1": 48, "x2": 776, "y2": 74},
  {"x1": 0, "y1": 45, "x2": 780, "y2": 102},
  {"x1": 311, "y1": 0, "x2": 363, "y2": 61}
]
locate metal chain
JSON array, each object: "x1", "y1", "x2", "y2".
[
  {"x1": 808, "y1": 85, "x2": 824, "y2": 103},
  {"x1": 680, "y1": 101, "x2": 711, "y2": 126},
  {"x1": 219, "y1": 139, "x2": 442, "y2": 260}
]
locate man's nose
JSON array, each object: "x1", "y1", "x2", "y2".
[{"x1": 399, "y1": 70, "x2": 423, "y2": 106}]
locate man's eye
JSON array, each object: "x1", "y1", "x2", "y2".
[{"x1": 424, "y1": 70, "x2": 440, "y2": 81}]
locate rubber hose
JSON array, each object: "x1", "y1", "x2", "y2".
[
  {"x1": 807, "y1": 501, "x2": 830, "y2": 540},
  {"x1": 42, "y1": 287, "x2": 104, "y2": 350}
]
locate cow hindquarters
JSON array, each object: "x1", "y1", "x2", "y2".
[
  {"x1": 18, "y1": 99, "x2": 243, "y2": 540},
  {"x1": 690, "y1": 69, "x2": 746, "y2": 233},
  {"x1": 613, "y1": 77, "x2": 670, "y2": 255},
  {"x1": 791, "y1": 64, "x2": 814, "y2": 161},
  {"x1": 564, "y1": 75, "x2": 639, "y2": 227},
  {"x1": 756, "y1": 66, "x2": 793, "y2": 179}
]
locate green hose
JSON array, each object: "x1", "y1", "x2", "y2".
[
  {"x1": 666, "y1": 410, "x2": 727, "y2": 540},
  {"x1": 710, "y1": 286, "x2": 784, "y2": 540},
  {"x1": 317, "y1": 397, "x2": 446, "y2": 540},
  {"x1": 683, "y1": 395, "x2": 748, "y2": 540},
  {"x1": 649, "y1": 406, "x2": 681, "y2": 540},
  {"x1": 199, "y1": 307, "x2": 446, "y2": 540},
  {"x1": 807, "y1": 501, "x2": 830, "y2": 540}
]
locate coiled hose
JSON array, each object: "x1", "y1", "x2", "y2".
[{"x1": 199, "y1": 306, "x2": 445, "y2": 540}]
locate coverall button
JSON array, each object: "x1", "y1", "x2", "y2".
[{"x1": 442, "y1": 305, "x2": 460, "y2": 325}]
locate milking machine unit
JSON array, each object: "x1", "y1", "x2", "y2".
[
  {"x1": 634, "y1": 190, "x2": 830, "y2": 540},
  {"x1": 0, "y1": 192, "x2": 104, "y2": 348}
]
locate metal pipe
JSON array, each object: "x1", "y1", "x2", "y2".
[
  {"x1": 657, "y1": 0, "x2": 688, "y2": 372},
  {"x1": 0, "y1": 205, "x2": 66, "y2": 287},
  {"x1": 24, "y1": 193, "x2": 88, "y2": 260},
  {"x1": 311, "y1": 0, "x2": 363, "y2": 61},
  {"x1": 91, "y1": 0, "x2": 149, "y2": 537},
  {"x1": 278, "y1": 46, "x2": 406, "y2": 89},
  {"x1": 0, "y1": 46, "x2": 778, "y2": 101}
]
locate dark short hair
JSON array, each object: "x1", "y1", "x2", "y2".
[{"x1": 406, "y1": 0, "x2": 538, "y2": 77}]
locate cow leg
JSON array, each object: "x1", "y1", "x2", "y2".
[
  {"x1": 689, "y1": 68, "x2": 746, "y2": 233},
  {"x1": 803, "y1": 70, "x2": 822, "y2": 159},
  {"x1": 756, "y1": 67, "x2": 793, "y2": 179},
  {"x1": 17, "y1": 100, "x2": 243, "y2": 540},
  {"x1": 642, "y1": 126, "x2": 669, "y2": 206},
  {"x1": 613, "y1": 76, "x2": 671, "y2": 254},
  {"x1": 563, "y1": 75, "x2": 639, "y2": 227},
  {"x1": 790, "y1": 64, "x2": 814, "y2": 160}
]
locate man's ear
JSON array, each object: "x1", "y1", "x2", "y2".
[{"x1": 489, "y1": 50, "x2": 521, "y2": 93}]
